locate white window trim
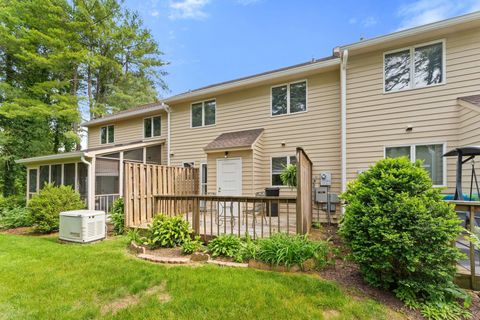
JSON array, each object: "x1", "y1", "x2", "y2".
[
  {"x1": 383, "y1": 39, "x2": 446, "y2": 94},
  {"x1": 200, "y1": 161, "x2": 207, "y2": 195},
  {"x1": 182, "y1": 161, "x2": 195, "y2": 168},
  {"x1": 384, "y1": 143, "x2": 447, "y2": 187},
  {"x1": 271, "y1": 79, "x2": 308, "y2": 117},
  {"x1": 27, "y1": 167, "x2": 40, "y2": 199},
  {"x1": 190, "y1": 99, "x2": 216, "y2": 128},
  {"x1": 143, "y1": 115, "x2": 162, "y2": 139},
  {"x1": 270, "y1": 155, "x2": 297, "y2": 187},
  {"x1": 100, "y1": 125, "x2": 115, "y2": 145}
]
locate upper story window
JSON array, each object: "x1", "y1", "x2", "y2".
[
  {"x1": 271, "y1": 80, "x2": 307, "y2": 116},
  {"x1": 191, "y1": 100, "x2": 216, "y2": 128},
  {"x1": 385, "y1": 143, "x2": 445, "y2": 186},
  {"x1": 384, "y1": 40, "x2": 445, "y2": 92},
  {"x1": 144, "y1": 116, "x2": 161, "y2": 138},
  {"x1": 100, "y1": 125, "x2": 114, "y2": 144}
]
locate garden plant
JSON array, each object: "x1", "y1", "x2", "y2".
[
  {"x1": 340, "y1": 157, "x2": 469, "y2": 320},
  {"x1": 28, "y1": 184, "x2": 85, "y2": 233}
]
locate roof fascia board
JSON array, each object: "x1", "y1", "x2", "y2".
[
  {"x1": 89, "y1": 139, "x2": 166, "y2": 156},
  {"x1": 16, "y1": 152, "x2": 86, "y2": 164}
]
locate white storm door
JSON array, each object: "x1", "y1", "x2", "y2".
[{"x1": 216, "y1": 158, "x2": 242, "y2": 196}]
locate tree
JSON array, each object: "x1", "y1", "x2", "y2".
[{"x1": 0, "y1": 0, "x2": 166, "y2": 196}]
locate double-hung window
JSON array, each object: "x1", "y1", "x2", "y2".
[
  {"x1": 384, "y1": 40, "x2": 445, "y2": 92},
  {"x1": 271, "y1": 156, "x2": 297, "y2": 186},
  {"x1": 100, "y1": 125, "x2": 114, "y2": 144},
  {"x1": 271, "y1": 80, "x2": 307, "y2": 116},
  {"x1": 385, "y1": 144, "x2": 445, "y2": 186},
  {"x1": 191, "y1": 100, "x2": 216, "y2": 127},
  {"x1": 144, "y1": 116, "x2": 161, "y2": 138}
]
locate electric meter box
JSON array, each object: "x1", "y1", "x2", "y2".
[{"x1": 320, "y1": 172, "x2": 332, "y2": 186}]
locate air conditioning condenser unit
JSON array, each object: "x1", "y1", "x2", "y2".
[{"x1": 59, "y1": 210, "x2": 106, "y2": 243}]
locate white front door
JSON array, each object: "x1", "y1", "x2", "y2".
[{"x1": 216, "y1": 158, "x2": 242, "y2": 196}]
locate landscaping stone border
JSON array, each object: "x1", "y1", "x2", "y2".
[{"x1": 129, "y1": 241, "x2": 313, "y2": 272}]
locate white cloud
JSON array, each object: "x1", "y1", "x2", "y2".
[
  {"x1": 362, "y1": 16, "x2": 377, "y2": 27},
  {"x1": 151, "y1": 10, "x2": 160, "y2": 17},
  {"x1": 169, "y1": 0, "x2": 211, "y2": 20},
  {"x1": 397, "y1": 0, "x2": 480, "y2": 30},
  {"x1": 236, "y1": 0, "x2": 261, "y2": 5},
  {"x1": 348, "y1": 18, "x2": 357, "y2": 24}
]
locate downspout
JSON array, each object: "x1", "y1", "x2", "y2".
[
  {"x1": 340, "y1": 49, "x2": 349, "y2": 201},
  {"x1": 80, "y1": 153, "x2": 93, "y2": 210},
  {"x1": 162, "y1": 102, "x2": 171, "y2": 165}
]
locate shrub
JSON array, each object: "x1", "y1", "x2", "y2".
[
  {"x1": 339, "y1": 157, "x2": 467, "y2": 317},
  {"x1": 181, "y1": 236, "x2": 204, "y2": 254},
  {"x1": 0, "y1": 207, "x2": 32, "y2": 229},
  {"x1": 110, "y1": 198, "x2": 125, "y2": 235},
  {"x1": 0, "y1": 195, "x2": 26, "y2": 213},
  {"x1": 238, "y1": 234, "x2": 259, "y2": 262},
  {"x1": 256, "y1": 233, "x2": 332, "y2": 270},
  {"x1": 280, "y1": 164, "x2": 297, "y2": 188},
  {"x1": 28, "y1": 184, "x2": 84, "y2": 233},
  {"x1": 127, "y1": 228, "x2": 143, "y2": 245},
  {"x1": 144, "y1": 214, "x2": 191, "y2": 249},
  {"x1": 207, "y1": 234, "x2": 243, "y2": 260}
]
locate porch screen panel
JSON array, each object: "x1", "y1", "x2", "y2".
[
  {"x1": 39, "y1": 165, "x2": 49, "y2": 189},
  {"x1": 124, "y1": 148, "x2": 143, "y2": 162},
  {"x1": 63, "y1": 163, "x2": 75, "y2": 188},
  {"x1": 146, "y1": 145, "x2": 162, "y2": 164},
  {"x1": 51, "y1": 164, "x2": 62, "y2": 186},
  {"x1": 95, "y1": 158, "x2": 119, "y2": 195},
  {"x1": 77, "y1": 162, "x2": 88, "y2": 200},
  {"x1": 28, "y1": 169, "x2": 38, "y2": 198}
]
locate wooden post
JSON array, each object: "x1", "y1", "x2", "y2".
[
  {"x1": 470, "y1": 204, "x2": 476, "y2": 290},
  {"x1": 193, "y1": 197, "x2": 200, "y2": 234}
]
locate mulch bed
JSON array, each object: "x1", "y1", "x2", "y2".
[
  {"x1": 311, "y1": 224, "x2": 480, "y2": 320},
  {"x1": 144, "y1": 247, "x2": 191, "y2": 259},
  {"x1": 0, "y1": 226, "x2": 57, "y2": 237}
]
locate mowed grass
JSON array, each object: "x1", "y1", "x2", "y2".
[{"x1": 0, "y1": 234, "x2": 398, "y2": 320}]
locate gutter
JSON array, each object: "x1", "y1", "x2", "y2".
[
  {"x1": 162, "y1": 102, "x2": 172, "y2": 165},
  {"x1": 340, "y1": 50, "x2": 348, "y2": 201}
]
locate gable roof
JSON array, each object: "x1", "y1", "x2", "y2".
[
  {"x1": 458, "y1": 95, "x2": 480, "y2": 112},
  {"x1": 459, "y1": 95, "x2": 480, "y2": 107},
  {"x1": 204, "y1": 128, "x2": 264, "y2": 152}
]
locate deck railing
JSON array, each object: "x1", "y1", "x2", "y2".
[
  {"x1": 153, "y1": 194, "x2": 297, "y2": 239},
  {"x1": 449, "y1": 200, "x2": 480, "y2": 290},
  {"x1": 95, "y1": 194, "x2": 120, "y2": 213}
]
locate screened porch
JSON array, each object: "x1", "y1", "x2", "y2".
[{"x1": 22, "y1": 141, "x2": 165, "y2": 213}]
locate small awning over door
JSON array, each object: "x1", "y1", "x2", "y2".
[{"x1": 204, "y1": 128, "x2": 264, "y2": 153}]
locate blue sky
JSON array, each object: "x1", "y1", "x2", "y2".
[{"x1": 124, "y1": 0, "x2": 480, "y2": 97}]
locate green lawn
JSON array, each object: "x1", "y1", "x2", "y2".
[{"x1": 0, "y1": 234, "x2": 400, "y2": 320}]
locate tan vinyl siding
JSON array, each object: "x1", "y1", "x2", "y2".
[
  {"x1": 87, "y1": 113, "x2": 167, "y2": 148},
  {"x1": 87, "y1": 112, "x2": 168, "y2": 164},
  {"x1": 458, "y1": 106, "x2": 480, "y2": 192},
  {"x1": 346, "y1": 27, "x2": 480, "y2": 194},
  {"x1": 170, "y1": 71, "x2": 341, "y2": 221}
]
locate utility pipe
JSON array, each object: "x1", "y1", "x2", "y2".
[
  {"x1": 162, "y1": 102, "x2": 172, "y2": 165},
  {"x1": 340, "y1": 49, "x2": 348, "y2": 199}
]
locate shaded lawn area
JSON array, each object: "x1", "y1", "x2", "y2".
[{"x1": 0, "y1": 234, "x2": 401, "y2": 320}]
